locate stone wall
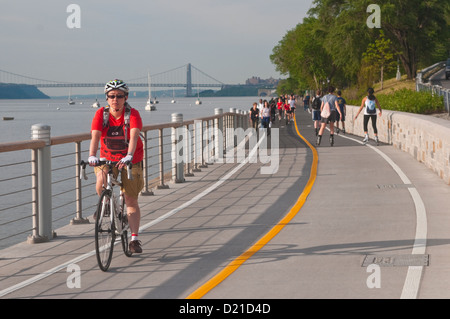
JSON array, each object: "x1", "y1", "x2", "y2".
[{"x1": 344, "y1": 105, "x2": 450, "y2": 185}]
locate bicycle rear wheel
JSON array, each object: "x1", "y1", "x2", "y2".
[
  {"x1": 95, "y1": 190, "x2": 115, "y2": 271},
  {"x1": 120, "y1": 196, "x2": 133, "y2": 257}
]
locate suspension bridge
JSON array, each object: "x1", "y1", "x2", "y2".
[{"x1": 0, "y1": 63, "x2": 227, "y2": 97}]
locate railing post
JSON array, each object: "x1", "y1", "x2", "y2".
[
  {"x1": 29, "y1": 124, "x2": 55, "y2": 242},
  {"x1": 229, "y1": 108, "x2": 237, "y2": 150},
  {"x1": 71, "y1": 141, "x2": 89, "y2": 224},
  {"x1": 171, "y1": 113, "x2": 185, "y2": 183},
  {"x1": 185, "y1": 124, "x2": 194, "y2": 177},
  {"x1": 214, "y1": 108, "x2": 224, "y2": 162},
  {"x1": 157, "y1": 128, "x2": 169, "y2": 189},
  {"x1": 193, "y1": 120, "x2": 202, "y2": 172},
  {"x1": 141, "y1": 131, "x2": 153, "y2": 195},
  {"x1": 28, "y1": 149, "x2": 47, "y2": 243},
  {"x1": 204, "y1": 120, "x2": 213, "y2": 165}
]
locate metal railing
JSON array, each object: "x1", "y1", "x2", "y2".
[
  {"x1": 0, "y1": 108, "x2": 248, "y2": 249},
  {"x1": 416, "y1": 61, "x2": 450, "y2": 113}
]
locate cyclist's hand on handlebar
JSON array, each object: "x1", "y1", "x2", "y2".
[
  {"x1": 88, "y1": 156, "x2": 99, "y2": 166},
  {"x1": 117, "y1": 154, "x2": 133, "y2": 169}
]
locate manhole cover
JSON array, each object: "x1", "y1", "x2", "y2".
[{"x1": 362, "y1": 254, "x2": 429, "y2": 267}]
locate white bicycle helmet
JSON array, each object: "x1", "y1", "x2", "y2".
[{"x1": 104, "y1": 79, "x2": 129, "y2": 94}]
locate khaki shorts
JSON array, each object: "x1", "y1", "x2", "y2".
[{"x1": 95, "y1": 162, "x2": 144, "y2": 199}]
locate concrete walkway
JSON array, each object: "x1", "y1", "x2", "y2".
[{"x1": 1, "y1": 108, "x2": 450, "y2": 299}]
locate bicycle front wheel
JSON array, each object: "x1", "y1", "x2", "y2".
[
  {"x1": 120, "y1": 196, "x2": 133, "y2": 257},
  {"x1": 95, "y1": 190, "x2": 115, "y2": 271}
]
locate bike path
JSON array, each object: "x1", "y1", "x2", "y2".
[
  {"x1": 1, "y1": 109, "x2": 450, "y2": 299},
  {"x1": 0, "y1": 113, "x2": 312, "y2": 299},
  {"x1": 204, "y1": 110, "x2": 450, "y2": 299}
]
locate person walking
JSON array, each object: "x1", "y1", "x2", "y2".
[
  {"x1": 89, "y1": 79, "x2": 144, "y2": 254},
  {"x1": 354, "y1": 88, "x2": 382, "y2": 145},
  {"x1": 249, "y1": 102, "x2": 260, "y2": 130},
  {"x1": 289, "y1": 94, "x2": 296, "y2": 116},
  {"x1": 310, "y1": 90, "x2": 322, "y2": 136},
  {"x1": 316, "y1": 86, "x2": 342, "y2": 146},
  {"x1": 335, "y1": 90, "x2": 347, "y2": 134},
  {"x1": 284, "y1": 98, "x2": 292, "y2": 123},
  {"x1": 277, "y1": 97, "x2": 283, "y2": 121},
  {"x1": 261, "y1": 100, "x2": 271, "y2": 134},
  {"x1": 303, "y1": 92, "x2": 310, "y2": 112}
]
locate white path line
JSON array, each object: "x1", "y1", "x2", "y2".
[
  {"x1": 0, "y1": 133, "x2": 264, "y2": 298},
  {"x1": 337, "y1": 133, "x2": 427, "y2": 299}
]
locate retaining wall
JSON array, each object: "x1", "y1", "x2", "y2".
[{"x1": 344, "y1": 105, "x2": 450, "y2": 185}]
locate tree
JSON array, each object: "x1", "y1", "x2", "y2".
[
  {"x1": 362, "y1": 30, "x2": 397, "y2": 89},
  {"x1": 308, "y1": 0, "x2": 449, "y2": 79},
  {"x1": 379, "y1": 0, "x2": 448, "y2": 78},
  {"x1": 270, "y1": 17, "x2": 335, "y2": 91},
  {"x1": 270, "y1": 0, "x2": 449, "y2": 93}
]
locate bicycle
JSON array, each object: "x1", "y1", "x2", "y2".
[{"x1": 80, "y1": 160, "x2": 133, "y2": 271}]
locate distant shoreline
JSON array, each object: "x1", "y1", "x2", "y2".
[{"x1": 0, "y1": 83, "x2": 50, "y2": 99}]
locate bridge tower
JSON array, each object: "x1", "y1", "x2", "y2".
[{"x1": 186, "y1": 63, "x2": 192, "y2": 97}]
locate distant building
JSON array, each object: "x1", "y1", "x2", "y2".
[{"x1": 245, "y1": 76, "x2": 280, "y2": 87}]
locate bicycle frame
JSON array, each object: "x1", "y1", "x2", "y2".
[
  {"x1": 97, "y1": 162, "x2": 129, "y2": 236},
  {"x1": 80, "y1": 159, "x2": 133, "y2": 270}
]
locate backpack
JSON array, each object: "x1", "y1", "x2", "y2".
[
  {"x1": 103, "y1": 103, "x2": 132, "y2": 146},
  {"x1": 366, "y1": 98, "x2": 376, "y2": 114},
  {"x1": 312, "y1": 97, "x2": 321, "y2": 110},
  {"x1": 320, "y1": 101, "x2": 331, "y2": 118}
]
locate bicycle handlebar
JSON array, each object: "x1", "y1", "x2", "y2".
[{"x1": 80, "y1": 160, "x2": 133, "y2": 181}]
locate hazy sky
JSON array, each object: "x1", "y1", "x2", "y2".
[{"x1": 0, "y1": 0, "x2": 313, "y2": 92}]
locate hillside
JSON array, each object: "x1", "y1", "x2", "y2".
[
  {"x1": 0, "y1": 83, "x2": 50, "y2": 99},
  {"x1": 343, "y1": 75, "x2": 416, "y2": 104}
]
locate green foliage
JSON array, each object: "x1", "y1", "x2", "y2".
[
  {"x1": 271, "y1": 0, "x2": 450, "y2": 94},
  {"x1": 377, "y1": 89, "x2": 444, "y2": 114},
  {"x1": 349, "y1": 89, "x2": 444, "y2": 114}
]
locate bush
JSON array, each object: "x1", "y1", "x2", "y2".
[
  {"x1": 347, "y1": 89, "x2": 444, "y2": 114},
  {"x1": 377, "y1": 89, "x2": 444, "y2": 114}
]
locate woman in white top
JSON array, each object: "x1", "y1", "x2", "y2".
[{"x1": 354, "y1": 88, "x2": 382, "y2": 145}]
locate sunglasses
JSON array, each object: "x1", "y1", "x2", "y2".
[{"x1": 107, "y1": 94, "x2": 126, "y2": 99}]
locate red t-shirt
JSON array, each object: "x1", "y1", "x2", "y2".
[
  {"x1": 91, "y1": 106, "x2": 143, "y2": 164},
  {"x1": 277, "y1": 102, "x2": 283, "y2": 109}
]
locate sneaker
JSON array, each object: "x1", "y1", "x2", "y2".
[
  {"x1": 129, "y1": 240, "x2": 142, "y2": 253},
  {"x1": 342, "y1": 129, "x2": 346, "y2": 134},
  {"x1": 375, "y1": 136, "x2": 379, "y2": 145},
  {"x1": 336, "y1": 128, "x2": 340, "y2": 134},
  {"x1": 363, "y1": 135, "x2": 369, "y2": 144},
  {"x1": 330, "y1": 135, "x2": 334, "y2": 146}
]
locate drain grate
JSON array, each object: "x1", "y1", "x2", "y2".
[
  {"x1": 376, "y1": 184, "x2": 414, "y2": 189},
  {"x1": 362, "y1": 254, "x2": 429, "y2": 267}
]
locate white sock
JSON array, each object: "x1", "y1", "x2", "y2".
[{"x1": 131, "y1": 233, "x2": 138, "y2": 241}]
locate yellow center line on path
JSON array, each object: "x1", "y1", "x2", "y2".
[{"x1": 186, "y1": 115, "x2": 318, "y2": 299}]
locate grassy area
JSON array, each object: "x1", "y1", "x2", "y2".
[
  {"x1": 372, "y1": 75, "x2": 416, "y2": 94},
  {"x1": 343, "y1": 75, "x2": 415, "y2": 104},
  {"x1": 342, "y1": 75, "x2": 444, "y2": 114}
]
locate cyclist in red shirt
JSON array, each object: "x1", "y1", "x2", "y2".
[{"x1": 88, "y1": 79, "x2": 144, "y2": 253}]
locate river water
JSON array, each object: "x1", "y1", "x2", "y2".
[
  {"x1": 0, "y1": 96, "x2": 258, "y2": 143},
  {"x1": 0, "y1": 96, "x2": 259, "y2": 249}
]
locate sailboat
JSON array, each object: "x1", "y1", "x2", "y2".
[
  {"x1": 145, "y1": 72, "x2": 156, "y2": 111},
  {"x1": 68, "y1": 88, "x2": 75, "y2": 105},
  {"x1": 195, "y1": 85, "x2": 202, "y2": 105},
  {"x1": 92, "y1": 88, "x2": 100, "y2": 108},
  {"x1": 171, "y1": 87, "x2": 176, "y2": 104},
  {"x1": 92, "y1": 99, "x2": 100, "y2": 108}
]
